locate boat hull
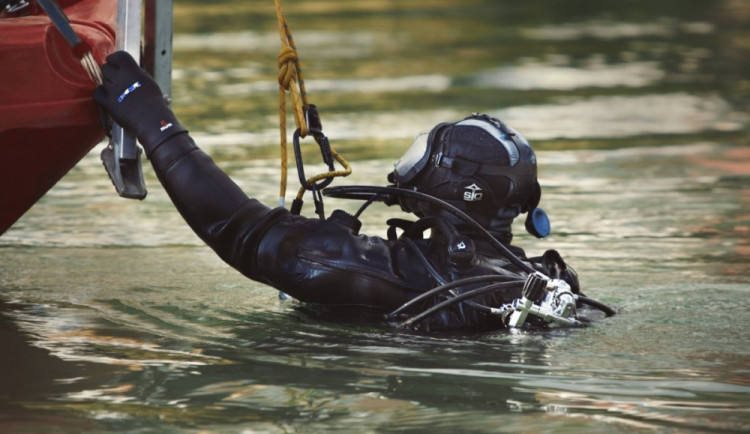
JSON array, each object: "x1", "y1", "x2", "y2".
[{"x1": 0, "y1": 0, "x2": 116, "y2": 235}]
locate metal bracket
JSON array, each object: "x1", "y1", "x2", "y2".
[{"x1": 101, "y1": 124, "x2": 147, "y2": 199}]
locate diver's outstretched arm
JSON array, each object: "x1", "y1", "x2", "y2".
[{"x1": 94, "y1": 51, "x2": 285, "y2": 268}]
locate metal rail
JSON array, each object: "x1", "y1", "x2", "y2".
[{"x1": 101, "y1": 0, "x2": 174, "y2": 200}]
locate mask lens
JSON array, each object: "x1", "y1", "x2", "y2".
[{"x1": 393, "y1": 131, "x2": 431, "y2": 183}]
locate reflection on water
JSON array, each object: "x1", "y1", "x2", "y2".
[
  {"x1": 2, "y1": 0, "x2": 749, "y2": 432},
  {"x1": 174, "y1": 30, "x2": 404, "y2": 56},
  {"x1": 521, "y1": 18, "x2": 715, "y2": 40},
  {"x1": 466, "y1": 61, "x2": 665, "y2": 90},
  {"x1": 187, "y1": 92, "x2": 745, "y2": 148}
]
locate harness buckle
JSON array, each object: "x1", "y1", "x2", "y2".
[{"x1": 433, "y1": 152, "x2": 454, "y2": 168}]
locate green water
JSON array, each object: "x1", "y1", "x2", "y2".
[{"x1": 1, "y1": 0, "x2": 749, "y2": 432}]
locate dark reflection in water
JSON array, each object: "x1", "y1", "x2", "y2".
[{"x1": 1, "y1": 0, "x2": 749, "y2": 432}]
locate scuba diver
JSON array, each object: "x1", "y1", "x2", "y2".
[{"x1": 94, "y1": 51, "x2": 614, "y2": 332}]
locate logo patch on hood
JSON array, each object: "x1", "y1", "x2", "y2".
[{"x1": 463, "y1": 183, "x2": 483, "y2": 202}]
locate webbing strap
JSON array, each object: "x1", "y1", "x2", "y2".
[{"x1": 37, "y1": 0, "x2": 103, "y2": 85}]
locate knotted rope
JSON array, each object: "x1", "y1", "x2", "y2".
[{"x1": 273, "y1": 0, "x2": 351, "y2": 209}]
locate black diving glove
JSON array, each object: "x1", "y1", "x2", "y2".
[{"x1": 93, "y1": 50, "x2": 186, "y2": 156}]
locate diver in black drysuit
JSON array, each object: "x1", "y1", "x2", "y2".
[{"x1": 94, "y1": 51, "x2": 589, "y2": 332}]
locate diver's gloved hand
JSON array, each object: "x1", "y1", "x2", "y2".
[{"x1": 93, "y1": 50, "x2": 186, "y2": 156}]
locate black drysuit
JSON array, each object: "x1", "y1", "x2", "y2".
[
  {"x1": 94, "y1": 51, "x2": 577, "y2": 331},
  {"x1": 145, "y1": 132, "x2": 576, "y2": 330}
]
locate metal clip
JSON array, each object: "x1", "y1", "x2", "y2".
[{"x1": 4, "y1": 0, "x2": 30, "y2": 14}]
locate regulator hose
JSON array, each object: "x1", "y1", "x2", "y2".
[
  {"x1": 397, "y1": 281, "x2": 524, "y2": 328},
  {"x1": 387, "y1": 274, "x2": 524, "y2": 319},
  {"x1": 578, "y1": 295, "x2": 617, "y2": 317},
  {"x1": 323, "y1": 185, "x2": 538, "y2": 275}
]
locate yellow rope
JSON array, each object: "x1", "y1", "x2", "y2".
[
  {"x1": 274, "y1": 0, "x2": 305, "y2": 207},
  {"x1": 296, "y1": 151, "x2": 352, "y2": 200},
  {"x1": 273, "y1": 0, "x2": 351, "y2": 208}
]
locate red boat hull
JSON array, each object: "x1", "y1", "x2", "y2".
[{"x1": 0, "y1": 0, "x2": 116, "y2": 235}]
